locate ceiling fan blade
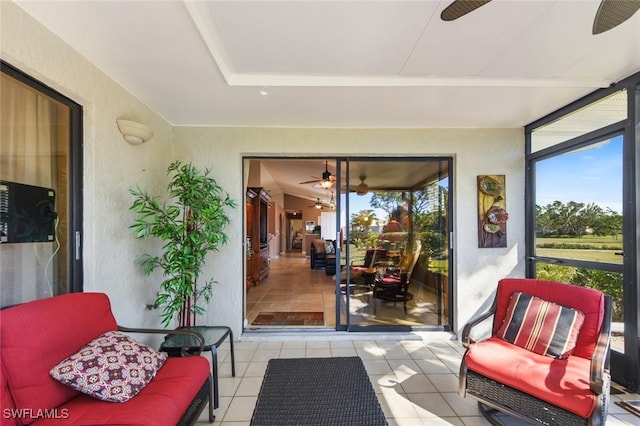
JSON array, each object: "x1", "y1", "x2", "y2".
[
  {"x1": 592, "y1": 0, "x2": 640, "y2": 34},
  {"x1": 441, "y1": 0, "x2": 492, "y2": 21},
  {"x1": 312, "y1": 182, "x2": 336, "y2": 189},
  {"x1": 299, "y1": 178, "x2": 322, "y2": 185}
]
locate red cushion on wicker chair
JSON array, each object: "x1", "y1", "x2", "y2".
[{"x1": 465, "y1": 336, "x2": 596, "y2": 418}]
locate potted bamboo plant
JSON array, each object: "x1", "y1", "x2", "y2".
[{"x1": 129, "y1": 161, "x2": 236, "y2": 328}]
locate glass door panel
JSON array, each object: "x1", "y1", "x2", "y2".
[
  {"x1": 337, "y1": 158, "x2": 451, "y2": 330},
  {"x1": 0, "y1": 67, "x2": 79, "y2": 307}
]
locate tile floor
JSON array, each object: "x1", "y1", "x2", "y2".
[
  {"x1": 198, "y1": 332, "x2": 640, "y2": 425},
  {"x1": 246, "y1": 252, "x2": 447, "y2": 329}
]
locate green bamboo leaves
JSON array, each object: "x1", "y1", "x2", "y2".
[{"x1": 130, "y1": 161, "x2": 236, "y2": 327}]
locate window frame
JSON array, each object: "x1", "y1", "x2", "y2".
[
  {"x1": 525, "y1": 71, "x2": 640, "y2": 391},
  {"x1": 1, "y1": 60, "x2": 84, "y2": 294}
]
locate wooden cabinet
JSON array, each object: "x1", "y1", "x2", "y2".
[{"x1": 247, "y1": 187, "x2": 271, "y2": 285}]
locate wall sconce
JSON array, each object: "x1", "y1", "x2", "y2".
[{"x1": 116, "y1": 119, "x2": 154, "y2": 145}]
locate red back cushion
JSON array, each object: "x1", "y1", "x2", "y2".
[
  {"x1": 0, "y1": 293, "x2": 117, "y2": 424},
  {"x1": 493, "y1": 279, "x2": 605, "y2": 359}
]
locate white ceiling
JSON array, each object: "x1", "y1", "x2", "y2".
[{"x1": 14, "y1": 0, "x2": 640, "y2": 129}]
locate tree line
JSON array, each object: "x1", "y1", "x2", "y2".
[{"x1": 536, "y1": 201, "x2": 622, "y2": 237}]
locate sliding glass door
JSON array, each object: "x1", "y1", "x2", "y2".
[{"x1": 336, "y1": 158, "x2": 452, "y2": 331}]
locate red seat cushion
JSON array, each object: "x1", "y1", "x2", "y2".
[
  {"x1": 32, "y1": 356, "x2": 210, "y2": 425},
  {"x1": 465, "y1": 337, "x2": 595, "y2": 418},
  {"x1": 377, "y1": 276, "x2": 401, "y2": 285}
]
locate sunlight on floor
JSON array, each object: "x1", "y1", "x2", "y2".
[
  {"x1": 246, "y1": 252, "x2": 449, "y2": 329},
  {"x1": 198, "y1": 334, "x2": 640, "y2": 425}
]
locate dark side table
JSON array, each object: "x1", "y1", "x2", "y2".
[{"x1": 160, "y1": 325, "x2": 235, "y2": 410}]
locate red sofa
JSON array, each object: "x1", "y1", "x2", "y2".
[
  {"x1": 459, "y1": 278, "x2": 612, "y2": 426},
  {"x1": 0, "y1": 293, "x2": 213, "y2": 425}
]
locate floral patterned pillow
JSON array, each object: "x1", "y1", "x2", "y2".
[{"x1": 50, "y1": 331, "x2": 166, "y2": 402}]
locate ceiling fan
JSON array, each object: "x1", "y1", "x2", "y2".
[
  {"x1": 299, "y1": 161, "x2": 336, "y2": 189},
  {"x1": 441, "y1": 0, "x2": 640, "y2": 34},
  {"x1": 309, "y1": 198, "x2": 329, "y2": 210},
  {"x1": 351, "y1": 175, "x2": 369, "y2": 196},
  {"x1": 308, "y1": 192, "x2": 336, "y2": 210}
]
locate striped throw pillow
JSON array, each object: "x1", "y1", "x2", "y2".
[{"x1": 497, "y1": 292, "x2": 585, "y2": 359}]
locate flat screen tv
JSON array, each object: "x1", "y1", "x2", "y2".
[{"x1": 0, "y1": 181, "x2": 56, "y2": 243}]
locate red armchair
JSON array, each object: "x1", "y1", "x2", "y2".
[{"x1": 459, "y1": 278, "x2": 612, "y2": 426}]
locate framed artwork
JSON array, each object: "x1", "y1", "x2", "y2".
[
  {"x1": 305, "y1": 221, "x2": 315, "y2": 233},
  {"x1": 477, "y1": 175, "x2": 509, "y2": 248}
]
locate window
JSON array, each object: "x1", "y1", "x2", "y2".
[
  {"x1": 1, "y1": 61, "x2": 83, "y2": 307},
  {"x1": 526, "y1": 74, "x2": 640, "y2": 391}
]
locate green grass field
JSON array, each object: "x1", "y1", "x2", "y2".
[
  {"x1": 536, "y1": 235, "x2": 622, "y2": 248},
  {"x1": 536, "y1": 235, "x2": 622, "y2": 263}
]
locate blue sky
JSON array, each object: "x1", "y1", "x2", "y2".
[
  {"x1": 535, "y1": 136, "x2": 623, "y2": 214},
  {"x1": 333, "y1": 138, "x2": 624, "y2": 221}
]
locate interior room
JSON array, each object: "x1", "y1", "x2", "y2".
[
  {"x1": 2, "y1": 0, "x2": 640, "y2": 424},
  {"x1": 244, "y1": 158, "x2": 452, "y2": 331}
]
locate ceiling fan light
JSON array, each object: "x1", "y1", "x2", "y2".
[{"x1": 321, "y1": 179, "x2": 333, "y2": 189}]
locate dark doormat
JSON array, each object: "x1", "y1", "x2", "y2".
[
  {"x1": 251, "y1": 311, "x2": 324, "y2": 326},
  {"x1": 251, "y1": 357, "x2": 387, "y2": 425},
  {"x1": 616, "y1": 400, "x2": 640, "y2": 417}
]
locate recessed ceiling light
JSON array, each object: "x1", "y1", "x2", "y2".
[{"x1": 259, "y1": 89, "x2": 269, "y2": 96}]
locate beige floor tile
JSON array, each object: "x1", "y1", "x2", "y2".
[
  {"x1": 243, "y1": 361, "x2": 268, "y2": 377},
  {"x1": 235, "y1": 377, "x2": 263, "y2": 396},
  {"x1": 305, "y1": 347, "x2": 332, "y2": 357},
  {"x1": 218, "y1": 377, "x2": 242, "y2": 397},
  {"x1": 399, "y1": 373, "x2": 438, "y2": 394},
  {"x1": 428, "y1": 373, "x2": 460, "y2": 393},
  {"x1": 442, "y1": 392, "x2": 482, "y2": 417},
  {"x1": 379, "y1": 391, "x2": 421, "y2": 420},
  {"x1": 222, "y1": 396, "x2": 258, "y2": 422},
  {"x1": 330, "y1": 347, "x2": 357, "y2": 357},
  {"x1": 408, "y1": 392, "x2": 457, "y2": 418}
]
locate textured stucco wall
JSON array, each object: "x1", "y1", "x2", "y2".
[
  {"x1": 3, "y1": 1, "x2": 526, "y2": 339},
  {"x1": 173, "y1": 127, "x2": 526, "y2": 337},
  {"x1": 1, "y1": 1, "x2": 175, "y2": 336}
]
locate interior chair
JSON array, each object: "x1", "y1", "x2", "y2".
[
  {"x1": 373, "y1": 241, "x2": 421, "y2": 314},
  {"x1": 340, "y1": 248, "x2": 388, "y2": 284},
  {"x1": 352, "y1": 248, "x2": 388, "y2": 276},
  {"x1": 310, "y1": 239, "x2": 330, "y2": 270},
  {"x1": 459, "y1": 278, "x2": 612, "y2": 426}
]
